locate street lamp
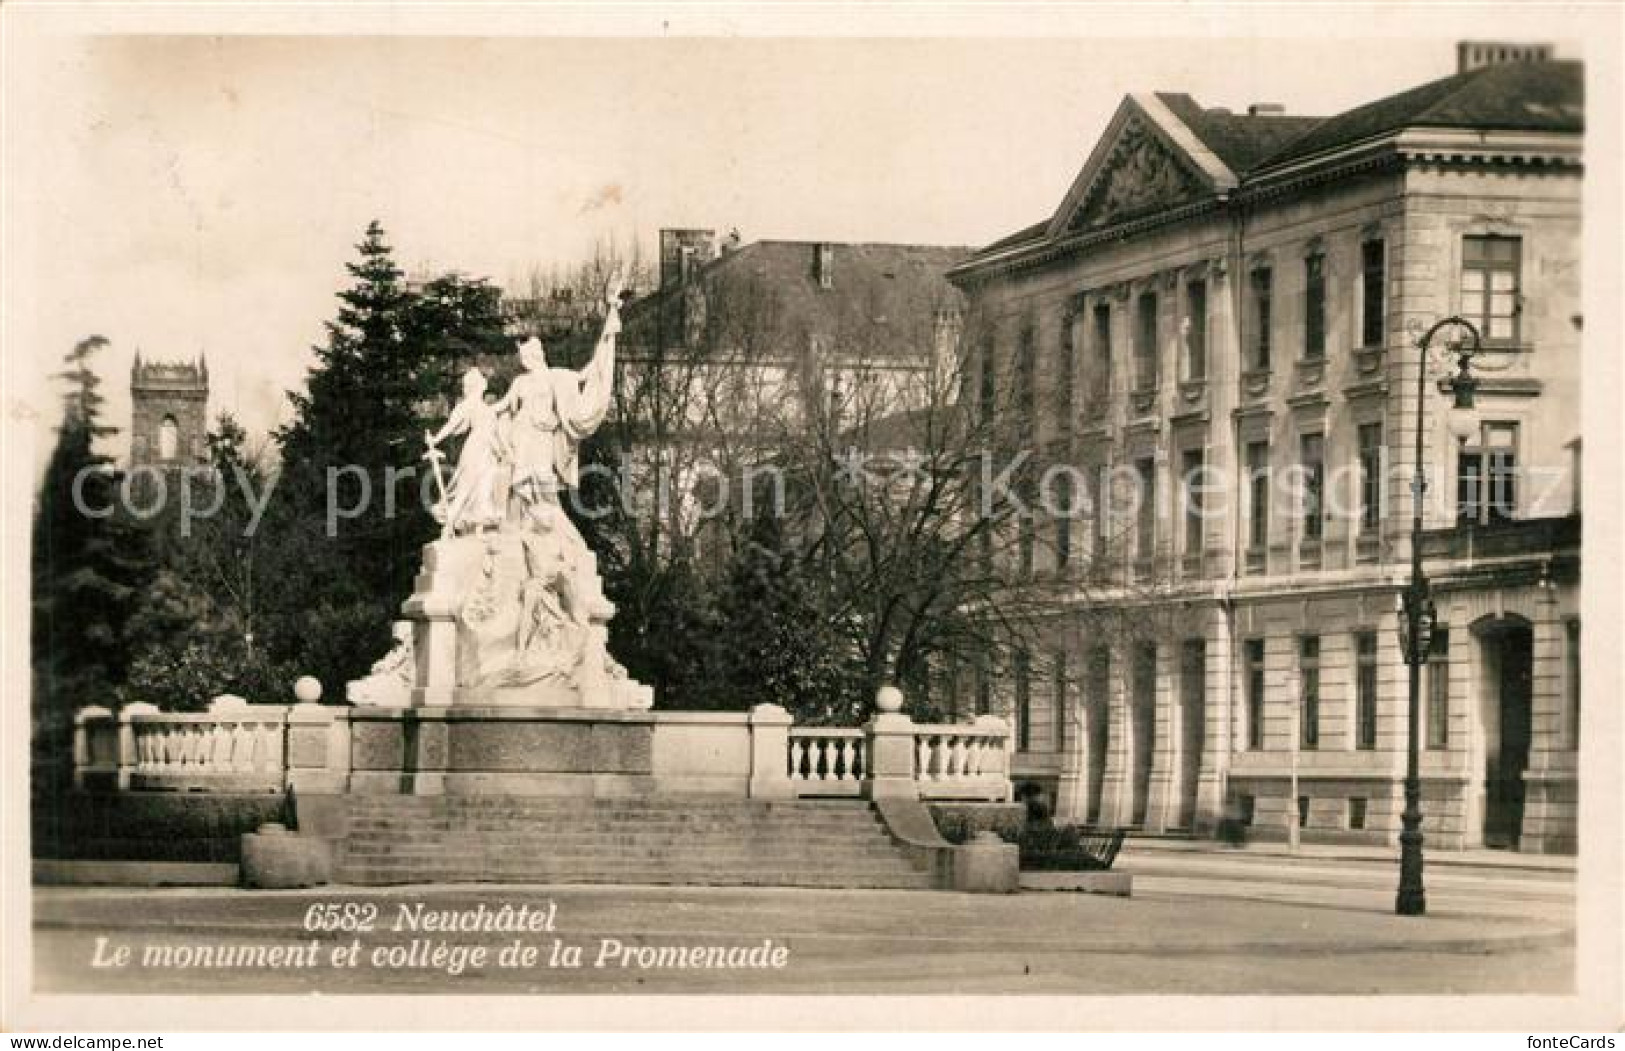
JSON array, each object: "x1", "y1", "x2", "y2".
[{"x1": 1394, "y1": 316, "x2": 1481, "y2": 917}]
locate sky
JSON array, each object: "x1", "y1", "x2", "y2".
[{"x1": 5, "y1": 25, "x2": 1574, "y2": 466}]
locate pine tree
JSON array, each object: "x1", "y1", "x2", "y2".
[{"x1": 31, "y1": 336, "x2": 154, "y2": 771}]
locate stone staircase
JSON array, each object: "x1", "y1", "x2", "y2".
[{"x1": 335, "y1": 796, "x2": 935, "y2": 890}]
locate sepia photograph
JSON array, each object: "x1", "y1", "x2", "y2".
[{"x1": 2, "y1": 2, "x2": 1619, "y2": 1035}]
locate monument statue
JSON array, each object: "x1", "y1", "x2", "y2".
[
  {"x1": 424, "y1": 368, "x2": 509, "y2": 537},
  {"x1": 344, "y1": 621, "x2": 415, "y2": 707},
  {"x1": 349, "y1": 273, "x2": 652, "y2": 711}
]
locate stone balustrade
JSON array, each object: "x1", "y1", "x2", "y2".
[
  {"x1": 911, "y1": 718, "x2": 1013, "y2": 800},
  {"x1": 71, "y1": 688, "x2": 1012, "y2": 803},
  {"x1": 787, "y1": 728, "x2": 866, "y2": 796}
]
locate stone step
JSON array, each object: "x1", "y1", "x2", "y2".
[
  {"x1": 335, "y1": 870, "x2": 933, "y2": 889},
  {"x1": 333, "y1": 796, "x2": 926, "y2": 890},
  {"x1": 344, "y1": 820, "x2": 887, "y2": 833},
  {"x1": 335, "y1": 858, "x2": 928, "y2": 877},
  {"x1": 344, "y1": 798, "x2": 869, "y2": 812},
  {"x1": 344, "y1": 844, "x2": 904, "y2": 856},
  {"x1": 333, "y1": 864, "x2": 929, "y2": 877}
]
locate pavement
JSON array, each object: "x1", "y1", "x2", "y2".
[
  {"x1": 29, "y1": 844, "x2": 1574, "y2": 995},
  {"x1": 1121, "y1": 834, "x2": 1579, "y2": 873}
]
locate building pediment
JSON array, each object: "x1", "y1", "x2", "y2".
[{"x1": 1049, "y1": 94, "x2": 1238, "y2": 240}]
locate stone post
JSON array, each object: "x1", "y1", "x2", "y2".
[
  {"x1": 747, "y1": 703, "x2": 793, "y2": 799},
  {"x1": 287, "y1": 702, "x2": 351, "y2": 794},
  {"x1": 72, "y1": 706, "x2": 112, "y2": 790},
  {"x1": 863, "y1": 686, "x2": 919, "y2": 801},
  {"x1": 401, "y1": 541, "x2": 463, "y2": 708},
  {"x1": 116, "y1": 702, "x2": 159, "y2": 790}
]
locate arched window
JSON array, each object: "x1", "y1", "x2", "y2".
[{"x1": 158, "y1": 415, "x2": 179, "y2": 460}]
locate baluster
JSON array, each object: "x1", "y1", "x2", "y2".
[
  {"x1": 252, "y1": 722, "x2": 271, "y2": 772},
  {"x1": 227, "y1": 722, "x2": 247, "y2": 771},
  {"x1": 207, "y1": 724, "x2": 228, "y2": 771},
  {"x1": 915, "y1": 735, "x2": 929, "y2": 779},
  {"x1": 818, "y1": 739, "x2": 833, "y2": 781},
  {"x1": 788, "y1": 739, "x2": 806, "y2": 781},
  {"x1": 236, "y1": 722, "x2": 256, "y2": 771},
  {"x1": 852, "y1": 739, "x2": 865, "y2": 780},
  {"x1": 968, "y1": 736, "x2": 986, "y2": 776}
]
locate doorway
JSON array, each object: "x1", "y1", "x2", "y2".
[
  {"x1": 1481, "y1": 624, "x2": 1534, "y2": 849},
  {"x1": 1175, "y1": 640, "x2": 1206, "y2": 830},
  {"x1": 1130, "y1": 644, "x2": 1156, "y2": 827},
  {"x1": 1085, "y1": 649, "x2": 1110, "y2": 826}
]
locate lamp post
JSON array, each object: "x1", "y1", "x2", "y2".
[{"x1": 1395, "y1": 316, "x2": 1481, "y2": 917}]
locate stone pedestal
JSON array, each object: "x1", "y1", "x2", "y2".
[
  {"x1": 951, "y1": 831, "x2": 1019, "y2": 893},
  {"x1": 347, "y1": 706, "x2": 658, "y2": 797},
  {"x1": 388, "y1": 530, "x2": 653, "y2": 712}
]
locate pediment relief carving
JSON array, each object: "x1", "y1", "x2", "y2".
[{"x1": 1067, "y1": 116, "x2": 1209, "y2": 234}]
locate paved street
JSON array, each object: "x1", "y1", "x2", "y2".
[{"x1": 32, "y1": 846, "x2": 1573, "y2": 995}]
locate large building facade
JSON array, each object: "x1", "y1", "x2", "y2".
[{"x1": 948, "y1": 51, "x2": 1582, "y2": 852}]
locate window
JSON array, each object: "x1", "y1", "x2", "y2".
[
  {"x1": 1566, "y1": 620, "x2": 1581, "y2": 749},
  {"x1": 1299, "y1": 635, "x2": 1321, "y2": 750},
  {"x1": 158, "y1": 415, "x2": 179, "y2": 461},
  {"x1": 1181, "y1": 448, "x2": 1204, "y2": 558},
  {"x1": 1355, "y1": 631, "x2": 1378, "y2": 750},
  {"x1": 1238, "y1": 794, "x2": 1256, "y2": 826},
  {"x1": 1304, "y1": 253, "x2": 1326, "y2": 361},
  {"x1": 1135, "y1": 457, "x2": 1157, "y2": 563},
  {"x1": 1300, "y1": 433, "x2": 1325, "y2": 542},
  {"x1": 1349, "y1": 797, "x2": 1368, "y2": 830},
  {"x1": 1250, "y1": 267, "x2": 1273, "y2": 370},
  {"x1": 1015, "y1": 325, "x2": 1037, "y2": 442},
  {"x1": 1245, "y1": 639, "x2": 1266, "y2": 751},
  {"x1": 1185, "y1": 279, "x2": 1207, "y2": 381},
  {"x1": 1090, "y1": 464, "x2": 1109, "y2": 564},
  {"x1": 1458, "y1": 421, "x2": 1519, "y2": 524},
  {"x1": 1134, "y1": 291, "x2": 1159, "y2": 390},
  {"x1": 1053, "y1": 652, "x2": 1069, "y2": 750},
  {"x1": 1014, "y1": 650, "x2": 1031, "y2": 752},
  {"x1": 978, "y1": 341, "x2": 996, "y2": 422},
  {"x1": 1297, "y1": 796, "x2": 1310, "y2": 829},
  {"x1": 1056, "y1": 311, "x2": 1076, "y2": 435},
  {"x1": 1358, "y1": 423, "x2": 1384, "y2": 533},
  {"x1": 1247, "y1": 442, "x2": 1271, "y2": 551},
  {"x1": 1460, "y1": 235, "x2": 1521, "y2": 344},
  {"x1": 1054, "y1": 470, "x2": 1073, "y2": 573},
  {"x1": 1361, "y1": 240, "x2": 1386, "y2": 347},
  {"x1": 1426, "y1": 628, "x2": 1450, "y2": 750},
  {"x1": 1092, "y1": 302, "x2": 1112, "y2": 407},
  {"x1": 1181, "y1": 639, "x2": 1205, "y2": 724}
]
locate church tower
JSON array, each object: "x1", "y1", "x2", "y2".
[{"x1": 130, "y1": 352, "x2": 209, "y2": 468}]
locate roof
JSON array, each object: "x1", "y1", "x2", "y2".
[
  {"x1": 1154, "y1": 94, "x2": 1323, "y2": 175},
  {"x1": 954, "y1": 60, "x2": 1583, "y2": 280},
  {"x1": 628, "y1": 239, "x2": 973, "y2": 360},
  {"x1": 1266, "y1": 59, "x2": 1583, "y2": 166}
]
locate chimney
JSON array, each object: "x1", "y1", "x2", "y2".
[
  {"x1": 1457, "y1": 40, "x2": 1554, "y2": 73},
  {"x1": 814, "y1": 243, "x2": 836, "y2": 289},
  {"x1": 1247, "y1": 103, "x2": 1286, "y2": 117}
]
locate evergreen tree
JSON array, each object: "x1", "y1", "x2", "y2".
[
  {"x1": 31, "y1": 336, "x2": 154, "y2": 770},
  {"x1": 262, "y1": 222, "x2": 510, "y2": 690}
]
